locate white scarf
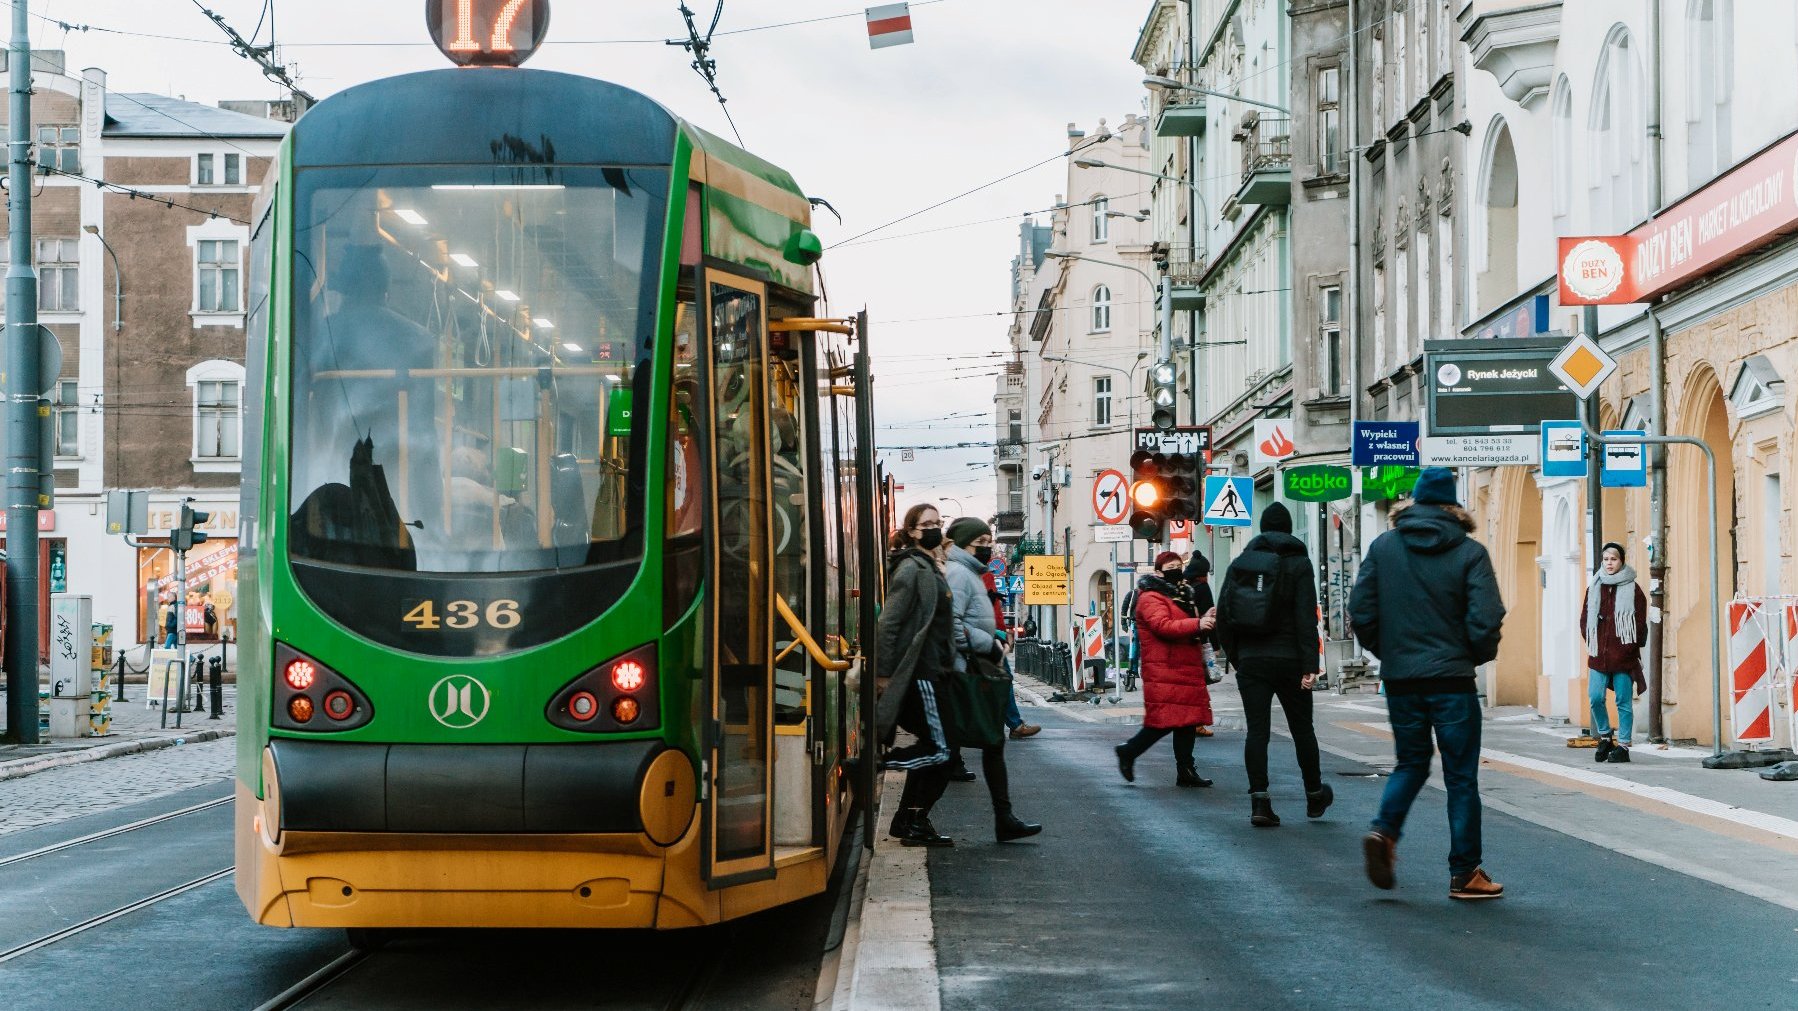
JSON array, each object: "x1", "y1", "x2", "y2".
[{"x1": 1585, "y1": 565, "x2": 1639, "y2": 656}]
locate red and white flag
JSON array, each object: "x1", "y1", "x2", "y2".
[{"x1": 866, "y1": 3, "x2": 914, "y2": 49}]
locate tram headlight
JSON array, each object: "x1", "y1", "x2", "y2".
[
  {"x1": 272, "y1": 644, "x2": 374, "y2": 732},
  {"x1": 546, "y1": 643, "x2": 659, "y2": 733}
]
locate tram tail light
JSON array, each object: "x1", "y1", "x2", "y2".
[
  {"x1": 272, "y1": 644, "x2": 375, "y2": 732},
  {"x1": 547, "y1": 643, "x2": 659, "y2": 733}
]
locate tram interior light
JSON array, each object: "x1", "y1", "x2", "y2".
[
  {"x1": 393, "y1": 209, "x2": 428, "y2": 226},
  {"x1": 450, "y1": 253, "x2": 479, "y2": 268},
  {"x1": 431, "y1": 183, "x2": 568, "y2": 191},
  {"x1": 534, "y1": 319, "x2": 556, "y2": 329},
  {"x1": 495, "y1": 289, "x2": 520, "y2": 302},
  {"x1": 561, "y1": 342, "x2": 583, "y2": 353}
]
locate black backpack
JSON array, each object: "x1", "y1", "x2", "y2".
[{"x1": 1217, "y1": 549, "x2": 1289, "y2": 634}]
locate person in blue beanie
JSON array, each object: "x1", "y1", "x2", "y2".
[{"x1": 1349, "y1": 467, "x2": 1508, "y2": 900}]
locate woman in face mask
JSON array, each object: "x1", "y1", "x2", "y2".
[
  {"x1": 942, "y1": 518, "x2": 1043, "y2": 841},
  {"x1": 1580, "y1": 541, "x2": 1648, "y2": 763},
  {"x1": 872, "y1": 503, "x2": 958, "y2": 847},
  {"x1": 1115, "y1": 552, "x2": 1218, "y2": 788}
]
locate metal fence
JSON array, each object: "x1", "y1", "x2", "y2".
[{"x1": 1015, "y1": 638, "x2": 1074, "y2": 692}]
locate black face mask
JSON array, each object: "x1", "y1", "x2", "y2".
[
  {"x1": 918, "y1": 528, "x2": 944, "y2": 550},
  {"x1": 973, "y1": 546, "x2": 994, "y2": 564},
  {"x1": 1160, "y1": 568, "x2": 1182, "y2": 581}
]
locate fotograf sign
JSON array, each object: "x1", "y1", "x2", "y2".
[
  {"x1": 1133, "y1": 425, "x2": 1212, "y2": 456},
  {"x1": 1351, "y1": 421, "x2": 1419, "y2": 467},
  {"x1": 1283, "y1": 465, "x2": 1352, "y2": 503},
  {"x1": 1424, "y1": 337, "x2": 1579, "y2": 436}
]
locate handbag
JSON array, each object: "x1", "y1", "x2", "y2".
[{"x1": 943, "y1": 651, "x2": 1011, "y2": 750}]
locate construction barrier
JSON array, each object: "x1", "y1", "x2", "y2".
[
  {"x1": 1727, "y1": 598, "x2": 1774, "y2": 744},
  {"x1": 1786, "y1": 602, "x2": 1798, "y2": 749}
]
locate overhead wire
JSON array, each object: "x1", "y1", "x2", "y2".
[{"x1": 44, "y1": 166, "x2": 251, "y2": 225}]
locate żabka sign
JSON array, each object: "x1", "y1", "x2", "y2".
[{"x1": 1560, "y1": 129, "x2": 1798, "y2": 305}]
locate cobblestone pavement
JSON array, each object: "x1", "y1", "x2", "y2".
[{"x1": 0, "y1": 736, "x2": 234, "y2": 837}]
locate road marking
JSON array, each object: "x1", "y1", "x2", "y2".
[{"x1": 1324, "y1": 701, "x2": 1389, "y2": 715}]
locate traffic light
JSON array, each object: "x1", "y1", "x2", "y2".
[
  {"x1": 173, "y1": 502, "x2": 210, "y2": 552},
  {"x1": 1149, "y1": 359, "x2": 1178, "y2": 431},
  {"x1": 1128, "y1": 447, "x2": 1198, "y2": 541}
]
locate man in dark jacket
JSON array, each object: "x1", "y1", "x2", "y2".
[
  {"x1": 1349, "y1": 467, "x2": 1506, "y2": 900},
  {"x1": 1215, "y1": 503, "x2": 1329, "y2": 827}
]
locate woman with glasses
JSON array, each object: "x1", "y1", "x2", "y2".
[{"x1": 872, "y1": 503, "x2": 958, "y2": 847}]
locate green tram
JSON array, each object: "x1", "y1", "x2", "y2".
[{"x1": 233, "y1": 62, "x2": 885, "y2": 932}]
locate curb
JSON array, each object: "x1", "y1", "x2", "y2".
[
  {"x1": 0, "y1": 729, "x2": 236, "y2": 784},
  {"x1": 838, "y1": 770, "x2": 941, "y2": 1011}
]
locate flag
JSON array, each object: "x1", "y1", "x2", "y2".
[{"x1": 866, "y1": 3, "x2": 914, "y2": 49}]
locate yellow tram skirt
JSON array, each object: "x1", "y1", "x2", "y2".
[{"x1": 234, "y1": 783, "x2": 834, "y2": 930}]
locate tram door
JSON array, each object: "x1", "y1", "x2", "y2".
[{"x1": 703, "y1": 269, "x2": 776, "y2": 885}]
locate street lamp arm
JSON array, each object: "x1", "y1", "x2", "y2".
[
  {"x1": 1143, "y1": 75, "x2": 1291, "y2": 114},
  {"x1": 82, "y1": 225, "x2": 124, "y2": 333},
  {"x1": 1072, "y1": 160, "x2": 1209, "y2": 259},
  {"x1": 1044, "y1": 251, "x2": 1155, "y2": 288}
]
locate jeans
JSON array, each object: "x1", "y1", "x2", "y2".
[
  {"x1": 1588, "y1": 670, "x2": 1634, "y2": 744},
  {"x1": 1003, "y1": 656, "x2": 1023, "y2": 730},
  {"x1": 1371, "y1": 691, "x2": 1484, "y2": 876},
  {"x1": 163, "y1": 631, "x2": 178, "y2": 649},
  {"x1": 1119, "y1": 725, "x2": 1198, "y2": 769},
  {"x1": 1237, "y1": 674, "x2": 1322, "y2": 794}
]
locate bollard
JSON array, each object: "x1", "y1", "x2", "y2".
[
  {"x1": 192, "y1": 655, "x2": 206, "y2": 715},
  {"x1": 115, "y1": 652, "x2": 128, "y2": 703},
  {"x1": 208, "y1": 655, "x2": 223, "y2": 720}
]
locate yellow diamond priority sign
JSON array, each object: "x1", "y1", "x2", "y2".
[{"x1": 1548, "y1": 334, "x2": 1617, "y2": 401}]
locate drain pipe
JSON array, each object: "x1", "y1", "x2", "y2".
[
  {"x1": 1344, "y1": 0, "x2": 1363, "y2": 637},
  {"x1": 1646, "y1": 308, "x2": 1668, "y2": 742}
]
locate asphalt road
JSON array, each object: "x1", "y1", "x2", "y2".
[{"x1": 923, "y1": 711, "x2": 1798, "y2": 1010}]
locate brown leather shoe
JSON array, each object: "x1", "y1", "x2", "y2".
[
  {"x1": 1195, "y1": 725, "x2": 1214, "y2": 737},
  {"x1": 1449, "y1": 867, "x2": 1504, "y2": 900},
  {"x1": 1009, "y1": 723, "x2": 1042, "y2": 739},
  {"x1": 1362, "y1": 831, "x2": 1397, "y2": 890}
]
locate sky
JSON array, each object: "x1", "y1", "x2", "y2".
[{"x1": 43, "y1": 0, "x2": 1152, "y2": 520}]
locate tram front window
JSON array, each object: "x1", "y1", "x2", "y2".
[{"x1": 289, "y1": 167, "x2": 668, "y2": 573}]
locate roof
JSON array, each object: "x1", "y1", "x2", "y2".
[{"x1": 104, "y1": 92, "x2": 290, "y2": 140}]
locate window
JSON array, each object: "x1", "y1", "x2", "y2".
[
  {"x1": 195, "y1": 153, "x2": 242, "y2": 187},
  {"x1": 37, "y1": 238, "x2": 78, "y2": 312},
  {"x1": 196, "y1": 239, "x2": 241, "y2": 313},
  {"x1": 1091, "y1": 284, "x2": 1112, "y2": 332},
  {"x1": 1687, "y1": 0, "x2": 1734, "y2": 186},
  {"x1": 196, "y1": 379, "x2": 241, "y2": 459},
  {"x1": 1765, "y1": 472, "x2": 1783, "y2": 597},
  {"x1": 1318, "y1": 284, "x2": 1342, "y2": 395},
  {"x1": 1091, "y1": 196, "x2": 1110, "y2": 243},
  {"x1": 1007, "y1": 409, "x2": 1022, "y2": 442},
  {"x1": 1007, "y1": 474, "x2": 1024, "y2": 515},
  {"x1": 35, "y1": 125, "x2": 79, "y2": 175},
  {"x1": 1093, "y1": 375, "x2": 1113, "y2": 427},
  {"x1": 1590, "y1": 26, "x2": 1649, "y2": 231},
  {"x1": 1318, "y1": 66, "x2": 1341, "y2": 174},
  {"x1": 53, "y1": 379, "x2": 78, "y2": 457},
  {"x1": 1551, "y1": 76, "x2": 1573, "y2": 231}
]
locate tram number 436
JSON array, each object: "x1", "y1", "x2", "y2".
[{"x1": 402, "y1": 599, "x2": 523, "y2": 631}]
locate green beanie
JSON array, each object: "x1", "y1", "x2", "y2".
[{"x1": 946, "y1": 516, "x2": 992, "y2": 548}]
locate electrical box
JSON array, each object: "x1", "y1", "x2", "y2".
[{"x1": 50, "y1": 594, "x2": 94, "y2": 699}]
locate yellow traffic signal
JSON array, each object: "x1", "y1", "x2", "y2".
[{"x1": 1132, "y1": 480, "x2": 1161, "y2": 509}]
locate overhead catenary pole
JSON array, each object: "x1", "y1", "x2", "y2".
[{"x1": 3, "y1": 0, "x2": 40, "y2": 744}]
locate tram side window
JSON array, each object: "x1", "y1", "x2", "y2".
[
  {"x1": 769, "y1": 328, "x2": 811, "y2": 727},
  {"x1": 665, "y1": 297, "x2": 704, "y2": 627}
]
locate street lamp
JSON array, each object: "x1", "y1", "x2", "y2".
[
  {"x1": 1142, "y1": 74, "x2": 1291, "y2": 115},
  {"x1": 81, "y1": 224, "x2": 123, "y2": 332},
  {"x1": 1043, "y1": 249, "x2": 1155, "y2": 289},
  {"x1": 1074, "y1": 159, "x2": 1210, "y2": 261},
  {"x1": 938, "y1": 495, "x2": 966, "y2": 517}
]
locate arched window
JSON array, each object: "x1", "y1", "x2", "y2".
[
  {"x1": 1476, "y1": 117, "x2": 1520, "y2": 316},
  {"x1": 1090, "y1": 285, "x2": 1112, "y2": 332},
  {"x1": 1551, "y1": 76, "x2": 1573, "y2": 232},
  {"x1": 1091, "y1": 196, "x2": 1110, "y2": 243},
  {"x1": 1590, "y1": 26, "x2": 1649, "y2": 231},
  {"x1": 1687, "y1": 0, "x2": 1734, "y2": 186}
]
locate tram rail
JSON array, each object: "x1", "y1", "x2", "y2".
[
  {"x1": 0, "y1": 795, "x2": 232, "y2": 870},
  {"x1": 0, "y1": 866, "x2": 234, "y2": 964}
]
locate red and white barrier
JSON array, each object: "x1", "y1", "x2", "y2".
[
  {"x1": 1077, "y1": 614, "x2": 1104, "y2": 691},
  {"x1": 1785, "y1": 602, "x2": 1798, "y2": 749},
  {"x1": 1727, "y1": 599, "x2": 1774, "y2": 744}
]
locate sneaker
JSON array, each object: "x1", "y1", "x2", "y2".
[
  {"x1": 1362, "y1": 830, "x2": 1397, "y2": 890},
  {"x1": 1306, "y1": 783, "x2": 1334, "y2": 819},
  {"x1": 1449, "y1": 867, "x2": 1505, "y2": 900},
  {"x1": 1606, "y1": 746, "x2": 1632, "y2": 763},
  {"x1": 1594, "y1": 737, "x2": 1615, "y2": 763},
  {"x1": 1115, "y1": 744, "x2": 1136, "y2": 783},
  {"x1": 900, "y1": 815, "x2": 954, "y2": 848},
  {"x1": 1009, "y1": 724, "x2": 1042, "y2": 739}
]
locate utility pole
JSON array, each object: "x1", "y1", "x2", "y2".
[{"x1": 4, "y1": 0, "x2": 41, "y2": 744}]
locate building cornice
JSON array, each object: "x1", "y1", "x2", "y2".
[{"x1": 1460, "y1": 1, "x2": 1562, "y2": 110}]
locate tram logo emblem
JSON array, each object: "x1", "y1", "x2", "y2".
[{"x1": 429, "y1": 674, "x2": 491, "y2": 728}]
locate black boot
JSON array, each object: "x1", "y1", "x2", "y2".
[
  {"x1": 1594, "y1": 736, "x2": 1615, "y2": 763},
  {"x1": 1115, "y1": 744, "x2": 1136, "y2": 783},
  {"x1": 888, "y1": 806, "x2": 915, "y2": 840},
  {"x1": 901, "y1": 813, "x2": 954, "y2": 847},
  {"x1": 1306, "y1": 783, "x2": 1334, "y2": 818},
  {"x1": 1176, "y1": 763, "x2": 1214, "y2": 788},
  {"x1": 996, "y1": 812, "x2": 1043, "y2": 842},
  {"x1": 1250, "y1": 792, "x2": 1281, "y2": 827}
]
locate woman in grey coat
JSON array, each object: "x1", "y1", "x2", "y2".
[
  {"x1": 945, "y1": 517, "x2": 1042, "y2": 842},
  {"x1": 874, "y1": 503, "x2": 957, "y2": 847}
]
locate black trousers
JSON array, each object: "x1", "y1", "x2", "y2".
[
  {"x1": 1120, "y1": 725, "x2": 1198, "y2": 768},
  {"x1": 889, "y1": 676, "x2": 951, "y2": 815},
  {"x1": 1237, "y1": 673, "x2": 1322, "y2": 794}
]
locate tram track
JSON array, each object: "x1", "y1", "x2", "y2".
[
  {"x1": 0, "y1": 866, "x2": 235, "y2": 964},
  {"x1": 252, "y1": 949, "x2": 369, "y2": 1011},
  {"x1": 0, "y1": 795, "x2": 232, "y2": 870}
]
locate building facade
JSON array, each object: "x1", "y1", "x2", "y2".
[
  {"x1": 0, "y1": 53, "x2": 287, "y2": 649},
  {"x1": 1458, "y1": 0, "x2": 1798, "y2": 749}
]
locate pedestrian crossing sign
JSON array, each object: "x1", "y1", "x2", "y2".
[{"x1": 1202, "y1": 476, "x2": 1253, "y2": 528}]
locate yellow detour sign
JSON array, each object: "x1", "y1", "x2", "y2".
[{"x1": 1022, "y1": 555, "x2": 1070, "y2": 605}]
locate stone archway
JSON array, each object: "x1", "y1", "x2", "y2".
[
  {"x1": 1666, "y1": 367, "x2": 1736, "y2": 745},
  {"x1": 1491, "y1": 468, "x2": 1542, "y2": 706}
]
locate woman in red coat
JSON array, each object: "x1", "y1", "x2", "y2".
[{"x1": 1116, "y1": 552, "x2": 1217, "y2": 787}]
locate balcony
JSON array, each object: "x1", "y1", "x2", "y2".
[
  {"x1": 994, "y1": 510, "x2": 1026, "y2": 537},
  {"x1": 1165, "y1": 251, "x2": 1209, "y2": 311},
  {"x1": 996, "y1": 437, "x2": 1025, "y2": 470},
  {"x1": 1154, "y1": 98, "x2": 1206, "y2": 138},
  {"x1": 1235, "y1": 134, "x2": 1291, "y2": 206}
]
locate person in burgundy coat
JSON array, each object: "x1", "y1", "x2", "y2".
[
  {"x1": 1580, "y1": 541, "x2": 1649, "y2": 763},
  {"x1": 1115, "y1": 552, "x2": 1217, "y2": 787}
]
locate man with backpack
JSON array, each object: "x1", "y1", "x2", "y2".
[
  {"x1": 1349, "y1": 468, "x2": 1506, "y2": 900},
  {"x1": 1215, "y1": 502, "x2": 1330, "y2": 827}
]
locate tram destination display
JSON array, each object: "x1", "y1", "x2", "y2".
[{"x1": 1424, "y1": 337, "x2": 1580, "y2": 437}]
